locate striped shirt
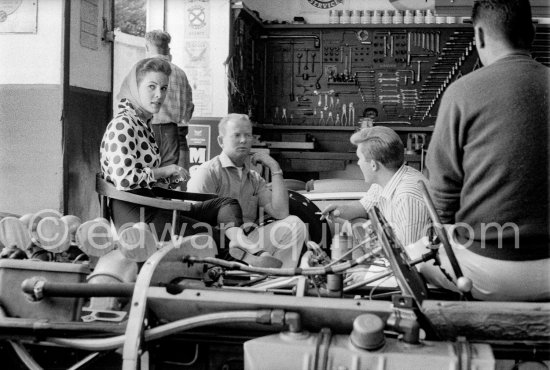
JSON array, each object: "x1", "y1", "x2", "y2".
[
  {"x1": 360, "y1": 165, "x2": 431, "y2": 247},
  {"x1": 149, "y1": 54, "x2": 194, "y2": 126}
]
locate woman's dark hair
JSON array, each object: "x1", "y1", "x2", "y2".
[
  {"x1": 472, "y1": 0, "x2": 534, "y2": 50},
  {"x1": 135, "y1": 57, "x2": 172, "y2": 85}
]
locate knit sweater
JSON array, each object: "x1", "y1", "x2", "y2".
[{"x1": 426, "y1": 53, "x2": 549, "y2": 261}]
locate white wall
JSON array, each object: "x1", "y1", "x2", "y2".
[
  {"x1": 243, "y1": 0, "x2": 434, "y2": 24},
  {"x1": 0, "y1": 0, "x2": 64, "y2": 214},
  {"x1": 0, "y1": 0, "x2": 63, "y2": 85},
  {"x1": 70, "y1": 0, "x2": 113, "y2": 92}
]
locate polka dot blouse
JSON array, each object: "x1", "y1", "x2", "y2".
[{"x1": 100, "y1": 99, "x2": 161, "y2": 190}]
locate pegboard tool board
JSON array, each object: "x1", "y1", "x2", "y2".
[
  {"x1": 228, "y1": 10, "x2": 550, "y2": 129},
  {"x1": 260, "y1": 25, "x2": 480, "y2": 128}
]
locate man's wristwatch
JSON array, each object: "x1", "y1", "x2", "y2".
[{"x1": 271, "y1": 170, "x2": 283, "y2": 177}]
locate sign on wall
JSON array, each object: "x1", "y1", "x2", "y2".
[
  {"x1": 0, "y1": 0, "x2": 37, "y2": 33},
  {"x1": 184, "y1": 0, "x2": 210, "y2": 38},
  {"x1": 306, "y1": 0, "x2": 343, "y2": 9},
  {"x1": 183, "y1": 0, "x2": 214, "y2": 117},
  {"x1": 187, "y1": 124, "x2": 211, "y2": 174}
]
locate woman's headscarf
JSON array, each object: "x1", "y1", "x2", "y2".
[{"x1": 116, "y1": 60, "x2": 153, "y2": 121}]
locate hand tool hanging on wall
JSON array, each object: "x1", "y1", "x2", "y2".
[
  {"x1": 314, "y1": 30, "x2": 323, "y2": 90},
  {"x1": 414, "y1": 60, "x2": 428, "y2": 82},
  {"x1": 259, "y1": 34, "x2": 321, "y2": 48},
  {"x1": 335, "y1": 113, "x2": 341, "y2": 125},
  {"x1": 319, "y1": 110, "x2": 325, "y2": 125},
  {"x1": 348, "y1": 102, "x2": 355, "y2": 126},
  {"x1": 397, "y1": 70, "x2": 415, "y2": 85},
  {"x1": 327, "y1": 111, "x2": 334, "y2": 125},
  {"x1": 341, "y1": 104, "x2": 348, "y2": 126},
  {"x1": 407, "y1": 32, "x2": 412, "y2": 66},
  {"x1": 290, "y1": 43, "x2": 295, "y2": 102}
]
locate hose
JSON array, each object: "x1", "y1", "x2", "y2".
[
  {"x1": 44, "y1": 310, "x2": 266, "y2": 351},
  {"x1": 183, "y1": 245, "x2": 382, "y2": 277}
]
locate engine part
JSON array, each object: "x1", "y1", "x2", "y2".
[{"x1": 244, "y1": 330, "x2": 495, "y2": 370}]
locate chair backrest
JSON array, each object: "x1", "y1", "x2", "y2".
[
  {"x1": 288, "y1": 190, "x2": 332, "y2": 250},
  {"x1": 95, "y1": 173, "x2": 217, "y2": 220}
]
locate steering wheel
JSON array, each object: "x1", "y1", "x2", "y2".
[
  {"x1": 288, "y1": 190, "x2": 332, "y2": 251},
  {"x1": 417, "y1": 181, "x2": 473, "y2": 300}
]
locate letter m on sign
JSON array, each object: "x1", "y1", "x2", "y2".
[{"x1": 190, "y1": 147, "x2": 206, "y2": 165}]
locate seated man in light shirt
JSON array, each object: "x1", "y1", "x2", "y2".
[
  {"x1": 187, "y1": 114, "x2": 307, "y2": 268},
  {"x1": 321, "y1": 126, "x2": 431, "y2": 251}
]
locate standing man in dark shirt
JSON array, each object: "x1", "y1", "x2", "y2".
[
  {"x1": 422, "y1": 0, "x2": 549, "y2": 300},
  {"x1": 145, "y1": 30, "x2": 194, "y2": 171}
]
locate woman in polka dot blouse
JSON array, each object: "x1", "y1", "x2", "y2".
[{"x1": 99, "y1": 58, "x2": 281, "y2": 268}]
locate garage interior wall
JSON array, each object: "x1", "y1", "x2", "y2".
[{"x1": 0, "y1": 0, "x2": 64, "y2": 215}]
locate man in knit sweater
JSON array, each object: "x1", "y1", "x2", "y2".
[{"x1": 422, "y1": 0, "x2": 549, "y2": 300}]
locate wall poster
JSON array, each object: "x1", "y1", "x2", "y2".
[
  {"x1": 184, "y1": 0, "x2": 210, "y2": 38},
  {"x1": 183, "y1": 0, "x2": 213, "y2": 117},
  {"x1": 187, "y1": 124, "x2": 211, "y2": 174},
  {"x1": 0, "y1": 0, "x2": 37, "y2": 33}
]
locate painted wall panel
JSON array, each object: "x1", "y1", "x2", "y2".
[
  {"x1": 0, "y1": 85, "x2": 64, "y2": 214},
  {"x1": 70, "y1": 0, "x2": 113, "y2": 92},
  {"x1": 65, "y1": 87, "x2": 111, "y2": 221},
  {"x1": 0, "y1": 0, "x2": 63, "y2": 85}
]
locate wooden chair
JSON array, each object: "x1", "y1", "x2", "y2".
[{"x1": 95, "y1": 174, "x2": 217, "y2": 236}]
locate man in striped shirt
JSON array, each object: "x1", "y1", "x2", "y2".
[{"x1": 321, "y1": 126, "x2": 430, "y2": 249}]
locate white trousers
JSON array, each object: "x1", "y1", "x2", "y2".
[
  {"x1": 406, "y1": 227, "x2": 550, "y2": 301},
  {"x1": 248, "y1": 215, "x2": 307, "y2": 268}
]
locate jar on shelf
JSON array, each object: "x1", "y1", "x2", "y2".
[
  {"x1": 414, "y1": 9, "x2": 424, "y2": 24},
  {"x1": 393, "y1": 10, "x2": 403, "y2": 24},
  {"x1": 382, "y1": 10, "x2": 392, "y2": 24},
  {"x1": 360, "y1": 10, "x2": 371, "y2": 24},
  {"x1": 340, "y1": 10, "x2": 351, "y2": 24},
  {"x1": 404, "y1": 10, "x2": 414, "y2": 24},
  {"x1": 446, "y1": 16, "x2": 457, "y2": 24},
  {"x1": 351, "y1": 10, "x2": 361, "y2": 24},
  {"x1": 425, "y1": 9, "x2": 435, "y2": 24},
  {"x1": 371, "y1": 10, "x2": 382, "y2": 24},
  {"x1": 329, "y1": 9, "x2": 340, "y2": 24}
]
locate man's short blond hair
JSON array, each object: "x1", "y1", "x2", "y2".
[
  {"x1": 218, "y1": 113, "x2": 251, "y2": 136},
  {"x1": 145, "y1": 30, "x2": 171, "y2": 55},
  {"x1": 350, "y1": 126, "x2": 404, "y2": 170}
]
